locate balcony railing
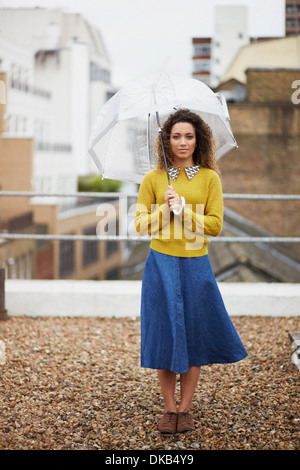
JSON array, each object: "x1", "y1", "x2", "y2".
[
  {"x1": 10, "y1": 79, "x2": 51, "y2": 99},
  {"x1": 0, "y1": 190, "x2": 299, "y2": 243}
]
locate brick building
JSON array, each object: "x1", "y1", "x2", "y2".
[
  {"x1": 286, "y1": 0, "x2": 300, "y2": 36},
  {"x1": 213, "y1": 67, "x2": 300, "y2": 281}
]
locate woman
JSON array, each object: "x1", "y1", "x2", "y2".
[{"x1": 135, "y1": 109, "x2": 247, "y2": 434}]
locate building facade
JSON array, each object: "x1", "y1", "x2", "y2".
[
  {"x1": 192, "y1": 5, "x2": 249, "y2": 88},
  {"x1": 0, "y1": 8, "x2": 123, "y2": 281},
  {"x1": 192, "y1": 38, "x2": 212, "y2": 85},
  {"x1": 286, "y1": 0, "x2": 300, "y2": 36},
  {"x1": 0, "y1": 7, "x2": 114, "y2": 192}
]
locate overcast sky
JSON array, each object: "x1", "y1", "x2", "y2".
[{"x1": 0, "y1": 0, "x2": 285, "y2": 87}]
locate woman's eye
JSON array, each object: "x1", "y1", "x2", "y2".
[{"x1": 172, "y1": 135, "x2": 194, "y2": 140}]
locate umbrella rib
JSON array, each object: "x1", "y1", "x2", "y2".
[
  {"x1": 120, "y1": 89, "x2": 153, "y2": 112},
  {"x1": 147, "y1": 113, "x2": 151, "y2": 167},
  {"x1": 89, "y1": 120, "x2": 117, "y2": 148}
]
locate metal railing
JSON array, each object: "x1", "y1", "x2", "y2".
[{"x1": 0, "y1": 190, "x2": 300, "y2": 243}]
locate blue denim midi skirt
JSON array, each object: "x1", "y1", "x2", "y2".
[{"x1": 140, "y1": 249, "x2": 247, "y2": 373}]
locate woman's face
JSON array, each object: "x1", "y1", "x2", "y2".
[{"x1": 170, "y1": 122, "x2": 197, "y2": 167}]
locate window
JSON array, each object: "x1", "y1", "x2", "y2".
[
  {"x1": 106, "y1": 91, "x2": 116, "y2": 101},
  {"x1": 22, "y1": 117, "x2": 27, "y2": 133},
  {"x1": 193, "y1": 60, "x2": 211, "y2": 72},
  {"x1": 90, "y1": 62, "x2": 111, "y2": 83},
  {"x1": 82, "y1": 226, "x2": 99, "y2": 267},
  {"x1": 105, "y1": 267, "x2": 120, "y2": 280},
  {"x1": 105, "y1": 219, "x2": 119, "y2": 257},
  {"x1": 287, "y1": 5, "x2": 300, "y2": 14},
  {"x1": 193, "y1": 44, "x2": 211, "y2": 56},
  {"x1": 0, "y1": 80, "x2": 6, "y2": 105},
  {"x1": 59, "y1": 235, "x2": 75, "y2": 278},
  {"x1": 287, "y1": 19, "x2": 300, "y2": 27}
]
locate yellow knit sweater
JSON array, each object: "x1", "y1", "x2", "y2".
[{"x1": 134, "y1": 167, "x2": 223, "y2": 257}]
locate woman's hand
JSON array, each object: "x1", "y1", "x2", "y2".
[{"x1": 165, "y1": 185, "x2": 182, "y2": 213}]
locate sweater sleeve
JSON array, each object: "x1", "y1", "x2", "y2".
[
  {"x1": 134, "y1": 172, "x2": 171, "y2": 237},
  {"x1": 182, "y1": 171, "x2": 223, "y2": 237}
]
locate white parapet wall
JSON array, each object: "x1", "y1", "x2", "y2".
[{"x1": 4, "y1": 280, "x2": 300, "y2": 317}]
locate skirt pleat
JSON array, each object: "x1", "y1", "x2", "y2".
[{"x1": 140, "y1": 249, "x2": 248, "y2": 373}]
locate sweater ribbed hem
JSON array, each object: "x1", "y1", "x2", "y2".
[{"x1": 150, "y1": 239, "x2": 209, "y2": 258}]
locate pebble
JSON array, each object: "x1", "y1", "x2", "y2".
[
  {"x1": 190, "y1": 442, "x2": 200, "y2": 449},
  {"x1": 0, "y1": 315, "x2": 299, "y2": 450}
]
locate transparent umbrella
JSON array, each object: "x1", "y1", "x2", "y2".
[{"x1": 88, "y1": 72, "x2": 237, "y2": 185}]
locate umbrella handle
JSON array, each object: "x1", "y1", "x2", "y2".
[{"x1": 156, "y1": 112, "x2": 171, "y2": 186}]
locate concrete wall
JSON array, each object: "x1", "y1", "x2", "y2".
[{"x1": 4, "y1": 280, "x2": 300, "y2": 318}]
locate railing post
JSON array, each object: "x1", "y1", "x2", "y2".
[{"x1": 0, "y1": 268, "x2": 8, "y2": 320}]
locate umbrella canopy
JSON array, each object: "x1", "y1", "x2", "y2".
[{"x1": 88, "y1": 72, "x2": 237, "y2": 184}]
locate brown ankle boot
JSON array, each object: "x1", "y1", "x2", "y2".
[
  {"x1": 158, "y1": 411, "x2": 178, "y2": 434},
  {"x1": 177, "y1": 411, "x2": 195, "y2": 432}
]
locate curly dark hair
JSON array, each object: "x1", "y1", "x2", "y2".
[{"x1": 155, "y1": 108, "x2": 220, "y2": 175}]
